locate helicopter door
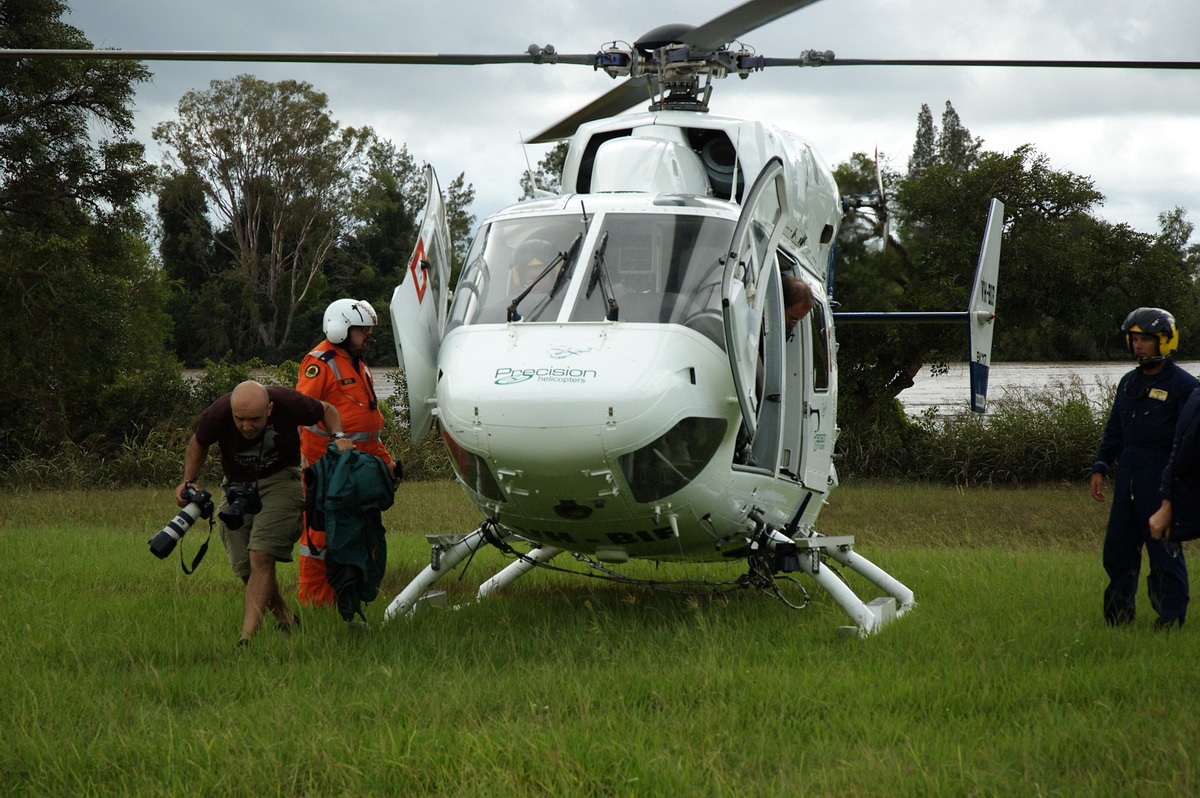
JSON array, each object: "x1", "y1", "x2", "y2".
[
  {"x1": 390, "y1": 166, "x2": 452, "y2": 442},
  {"x1": 721, "y1": 157, "x2": 788, "y2": 448}
]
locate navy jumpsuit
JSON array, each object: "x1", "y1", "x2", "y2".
[
  {"x1": 1159, "y1": 391, "x2": 1200, "y2": 543},
  {"x1": 1092, "y1": 360, "x2": 1197, "y2": 625}
]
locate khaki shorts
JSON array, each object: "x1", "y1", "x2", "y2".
[{"x1": 219, "y1": 467, "x2": 304, "y2": 579}]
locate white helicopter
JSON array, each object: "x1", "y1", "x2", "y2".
[
  {"x1": 15, "y1": 0, "x2": 1193, "y2": 633},
  {"x1": 385, "y1": 2, "x2": 1004, "y2": 635}
]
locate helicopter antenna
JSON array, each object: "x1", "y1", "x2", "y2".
[
  {"x1": 874, "y1": 147, "x2": 889, "y2": 252},
  {"x1": 519, "y1": 132, "x2": 536, "y2": 189}
]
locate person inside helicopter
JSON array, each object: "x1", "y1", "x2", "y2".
[
  {"x1": 509, "y1": 238, "x2": 558, "y2": 294},
  {"x1": 783, "y1": 274, "x2": 813, "y2": 339}
]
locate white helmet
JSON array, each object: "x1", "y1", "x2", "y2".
[{"x1": 323, "y1": 298, "x2": 377, "y2": 344}]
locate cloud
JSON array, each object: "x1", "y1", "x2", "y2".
[{"x1": 65, "y1": 0, "x2": 1200, "y2": 240}]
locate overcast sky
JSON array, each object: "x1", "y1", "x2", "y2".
[{"x1": 66, "y1": 0, "x2": 1200, "y2": 243}]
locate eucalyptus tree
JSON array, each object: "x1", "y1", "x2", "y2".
[{"x1": 153, "y1": 75, "x2": 372, "y2": 356}]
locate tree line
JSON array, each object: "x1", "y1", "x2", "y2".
[
  {"x1": 2, "y1": 1, "x2": 1198, "y2": 474},
  {"x1": 834, "y1": 101, "x2": 1200, "y2": 434}
]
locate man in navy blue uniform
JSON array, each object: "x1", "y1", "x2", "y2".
[
  {"x1": 1090, "y1": 308, "x2": 1197, "y2": 629},
  {"x1": 1149, "y1": 387, "x2": 1200, "y2": 571}
]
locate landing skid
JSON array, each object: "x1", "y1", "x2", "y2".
[
  {"x1": 383, "y1": 521, "x2": 914, "y2": 635},
  {"x1": 790, "y1": 534, "x2": 915, "y2": 635}
]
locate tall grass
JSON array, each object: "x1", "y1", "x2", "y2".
[{"x1": 3, "y1": 480, "x2": 1197, "y2": 796}]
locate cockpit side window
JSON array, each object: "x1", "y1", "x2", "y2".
[{"x1": 809, "y1": 301, "x2": 830, "y2": 392}]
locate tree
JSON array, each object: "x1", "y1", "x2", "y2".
[
  {"x1": 836, "y1": 104, "x2": 1106, "y2": 428},
  {"x1": 336, "y1": 139, "x2": 424, "y2": 300},
  {"x1": 836, "y1": 100, "x2": 1200, "y2": 439},
  {"x1": 337, "y1": 140, "x2": 476, "y2": 293},
  {"x1": 907, "y1": 104, "x2": 937, "y2": 176},
  {"x1": 153, "y1": 75, "x2": 372, "y2": 356},
  {"x1": 1157, "y1": 207, "x2": 1200, "y2": 282},
  {"x1": 157, "y1": 170, "x2": 239, "y2": 364},
  {"x1": 0, "y1": 1, "x2": 151, "y2": 228},
  {"x1": 936, "y1": 100, "x2": 981, "y2": 171},
  {"x1": 445, "y1": 171, "x2": 476, "y2": 279},
  {"x1": 519, "y1": 141, "x2": 569, "y2": 200},
  {"x1": 0, "y1": 0, "x2": 176, "y2": 453},
  {"x1": 905, "y1": 101, "x2": 982, "y2": 175}
]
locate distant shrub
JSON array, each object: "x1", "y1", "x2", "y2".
[
  {"x1": 836, "y1": 376, "x2": 1112, "y2": 484},
  {"x1": 187, "y1": 356, "x2": 295, "y2": 411},
  {"x1": 0, "y1": 356, "x2": 303, "y2": 489}
]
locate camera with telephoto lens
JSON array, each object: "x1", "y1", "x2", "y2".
[
  {"x1": 218, "y1": 482, "x2": 262, "y2": 530},
  {"x1": 149, "y1": 484, "x2": 214, "y2": 559}
]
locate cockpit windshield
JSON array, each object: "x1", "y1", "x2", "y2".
[
  {"x1": 448, "y1": 211, "x2": 734, "y2": 347},
  {"x1": 448, "y1": 216, "x2": 587, "y2": 327}
]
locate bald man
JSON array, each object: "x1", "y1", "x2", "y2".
[{"x1": 177, "y1": 380, "x2": 352, "y2": 646}]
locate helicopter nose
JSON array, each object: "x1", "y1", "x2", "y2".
[{"x1": 437, "y1": 324, "x2": 732, "y2": 476}]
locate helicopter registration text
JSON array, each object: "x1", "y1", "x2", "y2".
[{"x1": 530, "y1": 526, "x2": 677, "y2": 546}]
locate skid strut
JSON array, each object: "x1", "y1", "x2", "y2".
[
  {"x1": 384, "y1": 522, "x2": 510, "y2": 620},
  {"x1": 479, "y1": 545, "x2": 563, "y2": 596},
  {"x1": 385, "y1": 520, "x2": 913, "y2": 636},
  {"x1": 785, "y1": 532, "x2": 914, "y2": 635},
  {"x1": 383, "y1": 522, "x2": 563, "y2": 621}
]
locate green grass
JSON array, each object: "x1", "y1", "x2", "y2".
[{"x1": 2, "y1": 480, "x2": 1197, "y2": 796}]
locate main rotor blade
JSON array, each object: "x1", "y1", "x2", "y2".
[
  {"x1": 0, "y1": 48, "x2": 599, "y2": 66},
  {"x1": 760, "y1": 56, "x2": 1200, "y2": 70},
  {"x1": 526, "y1": 79, "x2": 650, "y2": 144},
  {"x1": 683, "y1": 0, "x2": 827, "y2": 51}
]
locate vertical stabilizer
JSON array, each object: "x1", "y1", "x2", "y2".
[{"x1": 968, "y1": 199, "x2": 1004, "y2": 412}]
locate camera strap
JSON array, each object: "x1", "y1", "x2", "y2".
[{"x1": 178, "y1": 517, "x2": 214, "y2": 575}]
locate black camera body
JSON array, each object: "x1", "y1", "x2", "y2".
[
  {"x1": 149, "y1": 485, "x2": 214, "y2": 559},
  {"x1": 219, "y1": 482, "x2": 262, "y2": 530}
]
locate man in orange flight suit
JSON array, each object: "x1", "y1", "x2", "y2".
[{"x1": 295, "y1": 298, "x2": 398, "y2": 607}]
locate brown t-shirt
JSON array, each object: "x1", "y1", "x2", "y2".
[{"x1": 194, "y1": 386, "x2": 324, "y2": 482}]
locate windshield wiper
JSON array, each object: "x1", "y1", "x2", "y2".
[
  {"x1": 584, "y1": 231, "x2": 618, "y2": 321},
  {"x1": 506, "y1": 232, "x2": 585, "y2": 322},
  {"x1": 549, "y1": 232, "x2": 583, "y2": 298},
  {"x1": 506, "y1": 251, "x2": 561, "y2": 322}
]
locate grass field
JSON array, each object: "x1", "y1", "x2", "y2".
[{"x1": 2, "y1": 480, "x2": 1197, "y2": 796}]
